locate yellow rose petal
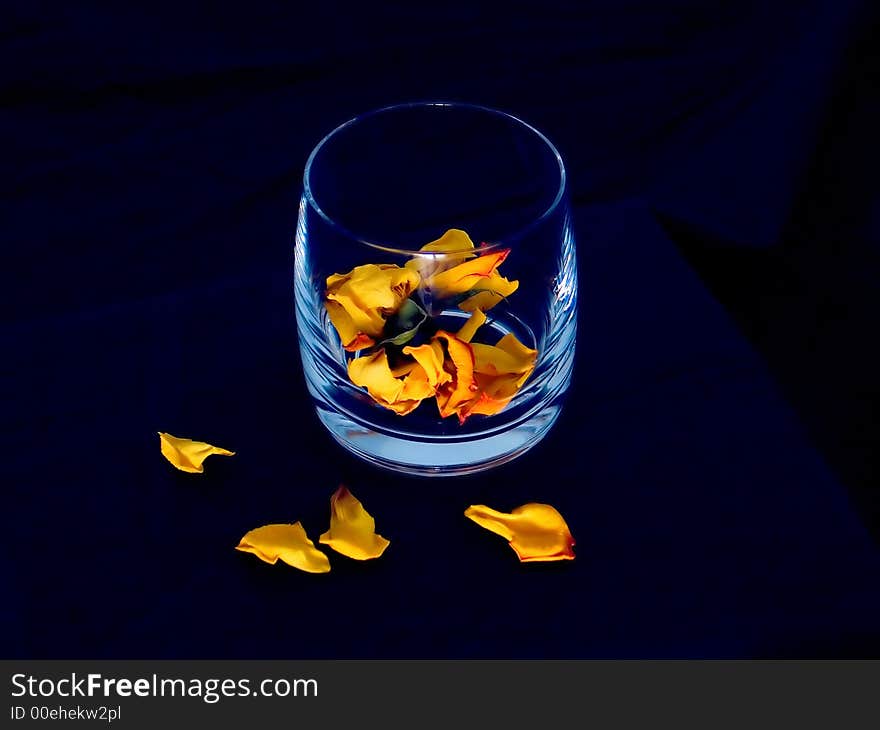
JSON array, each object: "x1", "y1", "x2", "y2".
[
  {"x1": 402, "y1": 342, "x2": 452, "y2": 386},
  {"x1": 459, "y1": 332, "x2": 538, "y2": 418},
  {"x1": 458, "y1": 273, "x2": 520, "y2": 311},
  {"x1": 456, "y1": 308, "x2": 487, "y2": 343},
  {"x1": 348, "y1": 349, "x2": 430, "y2": 415},
  {"x1": 495, "y1": 333, "x2": 539, "y2": 387},
  {"x1": 406, "y1": 228, "x2": 477, "y2": 278},
  {"x1": 386, "y1": 264, "x2": 423, "y2": 300},
  {"x1": 426, "y1": 248, "x2": 512, "y2": 298},
  {"x1": 236, "y1": 523, "x2": 331, "y2": 573},
  {"x1": 398, "y1": 363, "x2": 436, "y2": 404},
  {"x1": 319, "y1": 486, "x2": 390, "y2": 560},
  {"x1": 325, "y1": 263, "x2": 420, "y2": 349},
  {"x1": 432, "y1": 329, "x2": 538, "y2": 423},
  {"x1": 464, "y1": 503, "x2": 575, "y2": 562},
  {"x1": 418, "y1": 228, "x2": 477, "y2": 255},
  {"x1": 473, "y1": 334, "x2": 537, "y2": 379},
  {"x1": 349, "y1": 350, "x2": 404, "y2": 400},
  {"x1": 158, "y1": 432, "x2": 235, "y2": 474},
  {"x1": 433, "y1": 331, "x2": 478, "y2": 422},
  {"x1": 325, "y1": 299, "x2": 376, "y2": 352}
]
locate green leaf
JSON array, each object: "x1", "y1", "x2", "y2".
[{"x1": 378, "y1": 298, "x2": 428, "y2": 347}]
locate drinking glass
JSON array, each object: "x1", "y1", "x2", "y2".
[{"x1": 294, "y1": 102, "x2": 577, "y2": 476}]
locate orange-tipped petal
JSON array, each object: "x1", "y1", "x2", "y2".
[
  {"x1": 464, "y1": 503, "x2": 575, "y2": 562},
  {"x1": 327, "y1": 288, "x2": 387, "y2": 335},
  {"x1": 433, "y1": 331, "x2": 478, "y2": 421},
  {"x1": 158, "y1": 432, "x2": 235, "y2": 474},
  {"x1": 459, "y1": 379, "x2": 518, "y2": 417},
  {"x1": 235, "y1": 523, "x2": 331, "y2": 573},
  {"x1": 325, "y1": 300, "x2": 375, "y2": 352},
  {"x1": 462, "y1": 398, "x2": 508, "y2": 417},
  {"x1": 319, "y1": 486, "x2": 390, "y2": 560},
  {"x1": 456, "y1": 309, "x2": 487, "y2": 343},
  {"x1": 426, "y1": 249, "x2": 511, "y2": 297},
  {"x1": 344, "y1": 333, "x2": 377, "y2": 352},
  {"x1": 435, "y1": 330, "x2": 538, "y2": 422}
]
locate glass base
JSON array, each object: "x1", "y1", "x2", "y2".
[{"x1": 314, "y1": 400, "x2": 564, "y2": 477}]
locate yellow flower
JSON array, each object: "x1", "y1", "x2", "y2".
[
  {"x1": 319, "y1": 486, "x2": 390, "y2": 560},
  {"x1": 325, "y1": 264, "x2": 420, "y2": 351},
  {"x1": 464, "y1": 503, "x2": 576, "y2": 562},
  {"x1": 236, "y1": 523, "x2": 331, "y2": 573},
  {"x1": 158, "y1": 432, "x2": 235, "y2": 473}
]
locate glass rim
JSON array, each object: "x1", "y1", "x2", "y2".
[{"x1": 302, "y1": 101, "x2": 567, "y2": 255}]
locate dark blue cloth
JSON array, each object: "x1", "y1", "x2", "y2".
[{"x1": 3, "y1": 1, "x2": 879, "y2": 657}]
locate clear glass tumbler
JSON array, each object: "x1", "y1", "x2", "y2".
[{"x1": 294, "y1": 102, "x2": 577, "y2": 476}]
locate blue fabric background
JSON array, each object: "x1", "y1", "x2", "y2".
[{"x1": 3, "y1": 0, "x2": 879, "y2": 657}]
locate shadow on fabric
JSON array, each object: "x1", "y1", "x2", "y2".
[{"x1": 659, "y1": 17, "x2": 880, "y2": 543}]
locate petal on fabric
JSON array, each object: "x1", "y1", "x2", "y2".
[
  {"x1": 456, "y1": 309, "x2": 487, "y2": 343},
  {"x1": 236, "y1": 523, "x2": 331, "y2": 573},
  {"x1": 158, "y1": 432, "x2": 235, "y2": 474},
  {"x1": 319, "y1": 485, "x2": 390, "y2": 560},
  {"x1": 464, "y1": 503, "x2": 576, "y2": 562}
]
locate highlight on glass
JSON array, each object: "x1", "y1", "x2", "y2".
[{"x1": 295, "y1": 102, "x2": 577, "y2": 476}]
